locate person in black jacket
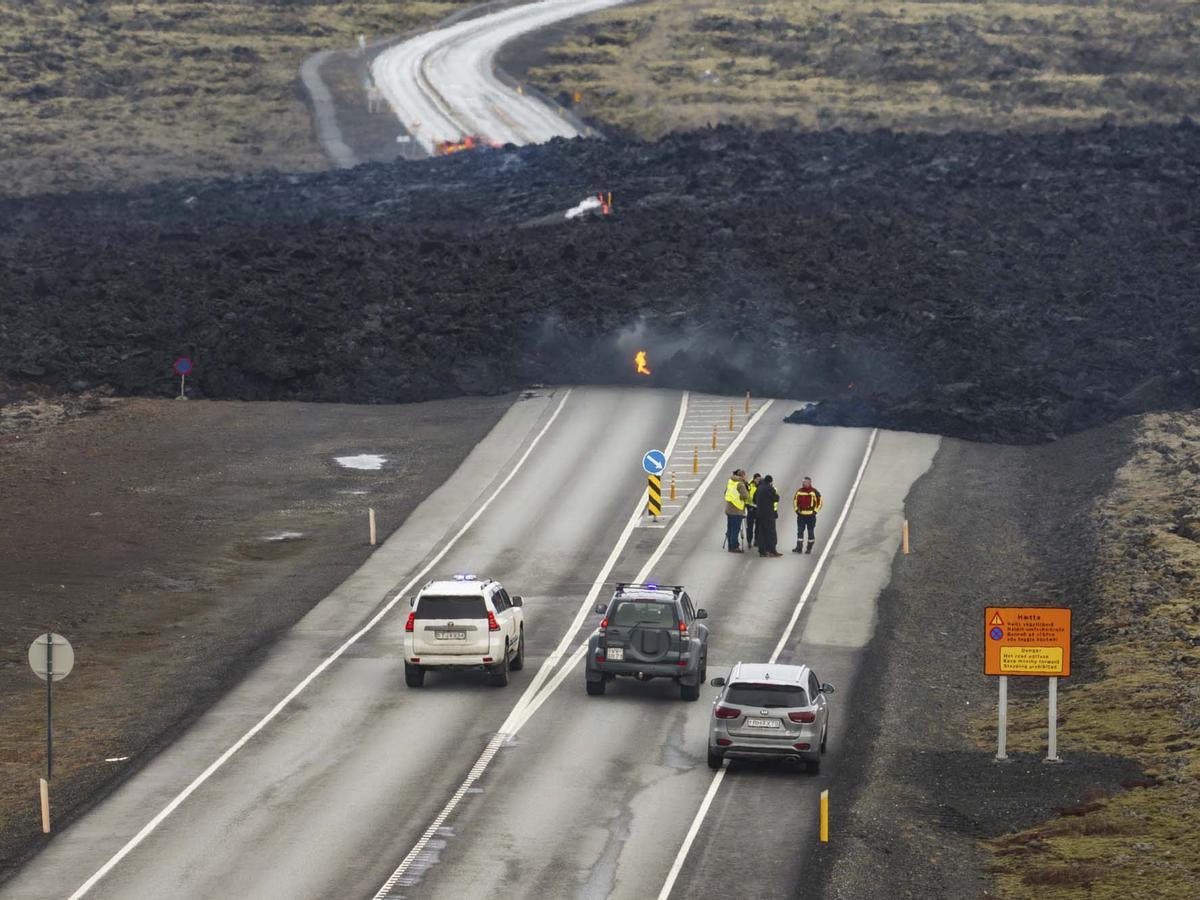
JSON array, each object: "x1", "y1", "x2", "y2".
[{"x1": 755, "y1": 475, "x2": 782, "y2": 557}]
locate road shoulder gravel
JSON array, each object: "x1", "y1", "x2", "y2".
[{"x1": 812, "y1": 419, "x2": 1143, "y2": 898}]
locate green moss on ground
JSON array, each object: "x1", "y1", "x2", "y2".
[
  {"x1": 526, "y1": 0, "x2": 1200, "y2": 137},
  {"x1": 982, "y1": 413, "x2": 1200, "y2": 898},
  {"x1": 0, "y1": 1, "x2": 471, "y2": 196}
]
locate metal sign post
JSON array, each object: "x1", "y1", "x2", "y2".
[
  {"x1": 29, "y1": 633, "x2": 73, "y2": 778},
  {"x1": 985, "y1": 607, "x2": 1071, "y2": 763},
  {"x1": 174, "y1": 357, "x2": 194, "y2": 400}
]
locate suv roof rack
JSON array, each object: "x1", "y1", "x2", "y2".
[{"x1": 614, "y1": 582, "x2": 683, "y2": 594}]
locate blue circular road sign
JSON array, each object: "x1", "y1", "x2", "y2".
[
  {"x1": 174, "y1": 357, "x2": 194, "y2": 376},
  {"x1": 642, "y1": 450, "x2": 666, "y2": 475},
  {"x1": 989, "y1": 627, "x2": 1004, "y2": 641}
]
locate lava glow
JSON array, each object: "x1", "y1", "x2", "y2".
[{"x1": 635, "y1": 351, "x2": 651, "y2": 376}]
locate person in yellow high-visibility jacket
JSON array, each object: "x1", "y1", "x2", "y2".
[
  {"x1": 723, "y1": 469, "x2": 749, "y2": 552},
  {"x1": 745, "y1": 473, "x2": 762, "y2": 548}
]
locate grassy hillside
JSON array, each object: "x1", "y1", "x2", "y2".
[
  {"x1": 523, "y1": 0, "x2": 1200, "y2": 137},
  {"x1": 0, "y1": 1, "x2": 469, "y2": 196}
]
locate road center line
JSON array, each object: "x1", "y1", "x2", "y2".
[
  {"x1": 68, "y1": 389, "x2": 577, "y2": 900},
  {"x1": 373, "y1": 396, "x2": 775, "y2": 898},
  {"x1": 656, "y1": 427, "x2": 879, "y2": 900}
]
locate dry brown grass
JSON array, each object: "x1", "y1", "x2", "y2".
[
  {"x1": 528, "y1": 0, "x2": 1200, "y2": 137},
  {"x1": 0, "y1": 1, "x2": 470, "y2": 196},
  {"x1": 982, "y1": 412, "x2": 1200, "y2": 899}
]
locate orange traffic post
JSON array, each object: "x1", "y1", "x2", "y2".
[
  {"x1": 902, "y1": 519, "x2": 910, "y2": 554},
  {"x1": 670, "y1": 471, "x2": 677, "y2": 501},
  {"x1": 819, "y1": 789, "x2": 829, "y2": 842},
  {"x1": 692, "y1": 446, "x2": 699, "y2": 474},
  {"x1": 729, "y1": 406, "x2": 735, "y2": 431},
  {"x1": 744, "y1": 391, "x2": 750, "y2": 414},
  {"x1": 711, "y1": 424, "x2": 718, "y2": 450}
]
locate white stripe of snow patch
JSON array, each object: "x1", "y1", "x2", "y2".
[{"x1": 336, "y1": 454, "x2": 386, "y2": 470}]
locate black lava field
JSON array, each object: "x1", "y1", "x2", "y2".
[{"x1": 2, "y1": 122, "x2": 1198, "y2": 442}]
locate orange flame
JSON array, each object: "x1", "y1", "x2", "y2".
[{"x1": 634, "y1": 351, "x2": 651, "y2": 376}]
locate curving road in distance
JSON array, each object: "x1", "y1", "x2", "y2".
[{"x1": 372, "y1": 0, "x2": 633, "y2": 155}]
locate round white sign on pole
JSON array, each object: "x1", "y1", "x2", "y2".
[{"x1": 29, "y1": 634, "x2": 74, "y2": 682}]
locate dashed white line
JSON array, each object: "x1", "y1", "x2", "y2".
[{"x1": 656, "y1": 427, "x2": 879, "y2": 900}]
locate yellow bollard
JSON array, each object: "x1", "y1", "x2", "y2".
[
  {"x1": 745, "y1": 391, "x2": 751, "y2": 414},
  {"x1": 902, "y1": 519, "x2": 910, "y2": 555},
  {"x1": 711, "y1": 424, "x2": 717, "y2": 450},
  {"x1": 670, "y1": 471, "x2": 677, "y2": 501},
  {"x1": 729, "y1": 406, "x2": 735, "y2": 431},
  {"x1": 692, "y1": 446, "x2": 699, "y2": 474},
  {"x1": 820, "y1": 789, "x2": 829, "y2": 842}
]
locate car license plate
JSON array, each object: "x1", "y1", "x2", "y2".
[
  {"x1": 746, "y1": 718, "x2": 780, "y2": 729},
  {"x1": 435, "y1": 630, "x2": 466, "y2": 641},
  {"x1": 607, "y1": 647, "x2": 624, "y2": 661}
]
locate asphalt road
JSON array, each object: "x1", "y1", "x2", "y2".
[
  {"x1": 372, "y1": 0, "x2": 631, "y2": 154},
  {"x1": 2, "y1": 387, "x2": 938, "y2": 899}
]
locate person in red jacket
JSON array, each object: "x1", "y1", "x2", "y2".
[{"x1": 792, "y1": 476, "x2": 823, "y2": 554}]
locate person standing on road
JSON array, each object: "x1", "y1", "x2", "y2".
[
  {"x1": 745, "y1": 473, "x2": 762, "y2": 549},
  {"x1": 756, "y1": 475, "x2": 782, "y2": 557},
  {"x1": 793, "y1": 476, "x2": 823, "y2": 554},
  {"x1": 723, "y1": 469, "x2": 749, "y2": 553}
]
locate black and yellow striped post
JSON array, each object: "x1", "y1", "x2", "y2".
[{"x1": 647, "y1": 474, "x2": 662, "y2": 517}]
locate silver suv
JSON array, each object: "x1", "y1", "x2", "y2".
[
  {"x1": 708, "y1": 663, "x2": 834, "y2": 771},
  {"x1": 585, "y1": 583, "x2": 709, "y2": 700},
  {"x1": 403, "y1": 575, "x2": 524, "y2": 687}
]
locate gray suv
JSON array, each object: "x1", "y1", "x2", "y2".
[
  {"x1": 708, "y1": 662, "x2": 834, "y2": 771},
  {"x1": 585, "y1": 583, "x2": 709, "y2": 701}
]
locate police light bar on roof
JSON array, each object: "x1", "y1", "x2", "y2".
[
  {"x1": 645, "y1": 583, "x2": 658, "y2": 590},
  {"x1": 453, "y1": 574, "x2": 477, "y2": 581}
]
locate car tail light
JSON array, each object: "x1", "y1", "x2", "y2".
[
  {"x1": 678, "y1": 620, "x2": 688, "y2": 638},
  {"x1": 677, "y1": 659, "x2": 688, "y2": 666},
  {"x1": 793, "y1": 743, "x2": 811, "y2": 750},
  {"x1": 404, "y1": 613, "x2": 415, "y2": 632},
  {"x1": 595, "y1": 651, "x2": 605, "y2": 662},
  {"x1": 488, "y1": 611, "x2": 500, "y2": 632},
  {"x1": 716, "y1": 738, "x2": 732, "y2": 746},
  {"x1": 410, "y1": 657, "x2": 420, "y2": 663},
  {"x1": 788, "y1": 711, "x2": 816, "y2": 723},
  {"x1": 483, "y1": 657, "x2": 493, "y2": 663},
  {"x1": 714, "y1": 706, "x2": 740, "y2": 719},
  {"x1": 599, "y1": 617, "x2": 608, "y2": 637}
]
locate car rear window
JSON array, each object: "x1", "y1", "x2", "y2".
[
  {"x1": 610, "y1": 601, "x2": 677, "y2": 628},
  {"x1": 415, "y1": 596, "x2": 487, "y2": 619},
  {"x1": 726, "y1": 684, "x2": 808, "y2": 708}
]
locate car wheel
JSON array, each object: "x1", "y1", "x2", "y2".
[
  {"x1": 510, "y1": 629, "x2": 526, "y2": 671},
  {"x1": 680, "y1": 679, "x2": 700, "y2": 702},
  {"x1": 586, "y1": 677, "x2": 606, "y2": 696},
  {"x1": 707, "y1": 749, "x2": 723, "y2": 770},
  {"x1": 404, "y1": 662, "x2": 425, "y2": 688},
  {"x1": 489, "y1": 646, "x2": 510, "y2": 687}
]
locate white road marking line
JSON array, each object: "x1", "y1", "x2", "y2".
[
  {"x1": 372, "y1": 391, "x2": 691, "y2": 898},
  {"x1": 373, "y1": 396, "x2": 774, "y2": 898},
  {"x1": 495, "y1": 401, "x2": 775, "y2": 740},
  {"x1": 67, "y1": 389, "x2": 578, "y2": 900},
  {"x1": 656, "y1": 427, "x2": 879, "y2": 900}
]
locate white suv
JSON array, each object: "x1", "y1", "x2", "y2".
[{"x1": 403, "y1": 575, "x2": 525, "y2": 687}]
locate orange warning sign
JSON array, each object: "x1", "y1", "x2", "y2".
[{"x1": 985, "y1": 607, "x2": 1071, "y2": 677}]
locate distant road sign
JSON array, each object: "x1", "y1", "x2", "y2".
[
  {"x1": 642, "y1": 449, "x2": 666, "y2": 475},
  {"x1": 985, "y1": 607, "x2": 1071, "y2": 677},
  {"x1": 29, "y1": 633, "x2": 74, "y2": 682},
  {"x1": 174, "y1": 357, "x2": 193, "y2": 376}
]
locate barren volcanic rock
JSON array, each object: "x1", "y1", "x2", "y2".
[{"x1": 2, "y1": 123, "x2": 1198, "y2": 442}]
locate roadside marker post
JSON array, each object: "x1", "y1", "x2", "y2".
[
  {"x1": 642, "y1": 449, "x2": 666, "y2": 519},
  {"x1": 728, "y1": 406, "x2": 735, "y2": 431},
  {"x1": 670, "y1": 472, "x2": 677, "y2": 501},
  {"x1": 985, "y1": 607, "x2": 1071, "y2": 762},
  {"x1": 369, "y1": 508, "x2": 377, "y2": 547},
  {"x1": 901, "y1": 519, "x2": 910, "y2": 554},
  {"x1": 744, "y1": 391, "x2": 750, "y2": 414},
  {"x1": 819, "y1": 789, "x2": 829, "y2": 842},
  {"x1": 40, "y1": 778, "x2": 50, "y2": 834},
  {"x1": 711, "y1": 424, "x2": 717, "y2": 450},
  {"x1": 647, "y1": 475, "x2": 662, "y2": 517},
  {"x1": 692, "y1": 446, "x2": 698, "y2": 474}
]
